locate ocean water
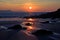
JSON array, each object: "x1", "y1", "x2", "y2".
[
  {"x1": 0, "y1": 18, "x2": 60, "y2": 40},
  {"x1": 0, "y1": 12, "x2": 46, "y2": 18}
]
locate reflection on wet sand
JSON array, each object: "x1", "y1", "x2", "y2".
[
  {"x1": 26, "y1": 26, "x2": 36, "y2": 33},
  {"x1": 21, "y1": 18, "x2": 40, "y2": 33}
]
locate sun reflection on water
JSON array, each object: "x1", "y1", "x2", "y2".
[
  {"x1": 27, "y1": 18, "x2": 35, "y2": 22},
  {"x1": 21, "y1": 18, "x2": 40, "y2": 33},
  {"x1": 28, "y1": 18, "x2": 33, "y2": 21}
]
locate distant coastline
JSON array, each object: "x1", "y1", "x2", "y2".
[
  {"x1": 23, "y1": 8, "x2": 60, "y2": 18},
  {"x1": 0, "y1": 8, "x2": 60, "y2": 18}
]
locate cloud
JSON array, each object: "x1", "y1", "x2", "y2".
[{"x1": 0, "y1": 0, "x2": 28, "y2": 4}]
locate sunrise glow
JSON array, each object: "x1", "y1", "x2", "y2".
[
  {"x1": 23, "y1": 3, "x2": 39, "y2": 12},
  {"x1": 29, "y1": 6, "x2": 32, "y2": 10},
  {"x1": 0, "y1": 0, "x2": 60, "y2": 12}
]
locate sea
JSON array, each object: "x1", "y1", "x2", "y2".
[{"x1": 0, "y1": 12, "x2": 60, "y2": 40}]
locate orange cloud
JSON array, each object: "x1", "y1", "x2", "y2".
[{"x1": 0, "y1": 2, "x2": 59, "y2": 12}]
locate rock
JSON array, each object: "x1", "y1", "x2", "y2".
[
  {"x1": 32, "y1": 29, "x2": 53, "y2": 36},
  {"x1": 25, "y1": 23, "x2": 32, "y2": 26},
  {"x1": 32, "y1": 29, "x2": 54, "y2": 40},
  {"x1": 8, "y1": 25, "x2": 22, "y2": 30},
  {"x1": 40, "y1": 21, "x2": 49, "y2": 24}
]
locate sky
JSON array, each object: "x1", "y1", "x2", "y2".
[{"x1": 0, "y1": 0, "x2": 60, "y2": 12}]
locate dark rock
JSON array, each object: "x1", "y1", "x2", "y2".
[
  {"x1": 32, "y1": 29, "x2": 54, "y2": 40},
  {"x1": 32, "y1": 29, "x2": 53, "y2": 36},
  {"x1": 22, "y1": 27, "x2": 27, "y2": 30},
  {"x1": 8, "y1": 25, "x2": 22, "y2": 30},
  {"x1": 40, "y1": 21, "x2": 49, "y2": 23},
  {"x1": 25, "y1": 23, "x2": 32, "y2": 26}
]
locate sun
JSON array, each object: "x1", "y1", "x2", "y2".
[
  {"x1": 23, "y1": 3, "x2": 39, "y2": 12},
  {"x1": 29, "y1": 6, "x2": 32, "y2": 10}
]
